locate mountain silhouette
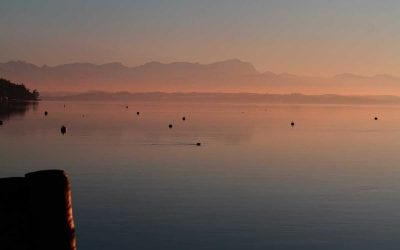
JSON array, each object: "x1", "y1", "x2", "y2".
[{"x1": 2, "y1": 59, "x2": 400, "y2": 95}]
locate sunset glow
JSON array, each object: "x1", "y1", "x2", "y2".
[{"x1": 1, "y1": 0, "x2": 400, "y2": 77}]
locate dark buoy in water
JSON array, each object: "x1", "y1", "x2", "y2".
[
  {"x1": 137, "y1": 112, "x2": 140, "y2": 115},
  {"x1": 291, "y1": 121, "x2": 295, "y2": 127},
  {"x1": 168, "y1": 124, "x2": 173, "y2": 129},
  {"x1": 0, "y1": 120, "x2": 3, "y2": 126},
  {"x1": 182, "y1": 116, "x2": 186, "y2": 121},
  {"x1": 196, "y1": 142, "x2": 201, "y2": 146},
  {"x1": 61, "y1": 126, "x2": 67, "y2": 135},
  {"x1": 63, "y1": 104, "x2": 66, "y2": 108},
  {"x1": 45, "y1": 111, "x2": 48, "y2": 116},
  {"x1": 374, "y1": 117, "x2": 378, "y2": 120},
  {"x1": 126, "y1": 106, "x2": 129, "y2": 109}
]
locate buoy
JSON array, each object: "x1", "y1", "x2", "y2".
[
  {"x1": 61, "y1": 126, "x2": 67, "y2": 134},
  {"x1": 168, "y1": 124, "x2": 173, "y2": 129},
  {"x1": 137, "y1": 112, "x2": 140, "y2": 115},
  {"x1": 45, "y1": 111, "x2": 48, "y2": 116},
  {"x1": 374, "y1": 117, "x2": 378, "y2": 120},
  {"x1": 196, "y1": 142, "x2": 201, "y2": 146},
  {"x1": 182, "y1": 116, "x2": 186, "y2": 121},
  {"x1": 291, "y1": 121, "x2": 295, "y2": 127},
  {"x1": 0, "y1": 120, "x2": 3, "y2": 126},
  {"x1": 126, "y1": 106, "x2": 129, "y2": 109},
  {"x1": 63, "y1": 104, "x2": 66, "y2": 108}
]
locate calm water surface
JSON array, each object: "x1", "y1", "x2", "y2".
[{"x1": 2, "y1": 101, "x2": 400, "y2": 249}]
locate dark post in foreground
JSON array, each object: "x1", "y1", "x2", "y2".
[{"x1": 0, "y1": 170, "x2": 76, "y2": 250}]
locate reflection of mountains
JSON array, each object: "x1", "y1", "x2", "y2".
[{"x1": 0, "y1": 101, "x2": 38, "y2": 120}]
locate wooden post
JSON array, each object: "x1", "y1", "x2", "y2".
[
  {"x1": 0, "y1": 177, "x2": 29, "y2": 250},
  {"x1": 0, "y1": 170, "x2": 76, "y2": 250}
]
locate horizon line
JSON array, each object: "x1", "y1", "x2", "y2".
[{"x1": 40, "y1": 90, "x2": 400, "y2": 98}]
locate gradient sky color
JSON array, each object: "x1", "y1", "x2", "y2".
[{"x1": 1, "y1": 0, "x2": 400, "y2": 76}]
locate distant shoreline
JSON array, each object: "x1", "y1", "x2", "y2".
[{"x1": 41, "y1": 92, "x2": 400, "y2": 105}]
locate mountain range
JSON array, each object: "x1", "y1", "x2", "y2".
[{"x1": 2, "y1": 59, "x2": 400, "y2": 95}]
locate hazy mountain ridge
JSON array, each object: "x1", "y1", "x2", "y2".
[
  {"x1": 42, "y1": 91, "x2": 400, "y2": 105},
  {"x1": 2, "y1": 59, "x2": 400, "y2": 95}
]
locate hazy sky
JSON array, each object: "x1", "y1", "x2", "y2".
[{"x1": 1, "y1": 0, "x2": 400, "y2": 76}]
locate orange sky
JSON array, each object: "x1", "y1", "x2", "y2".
[{"x1": 1, "y1": 0, "x2": 400, "y2": 77}]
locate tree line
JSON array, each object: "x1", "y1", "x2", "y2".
[{"x1": 0, "y1": 78, "x2": 39, "y2": 101}]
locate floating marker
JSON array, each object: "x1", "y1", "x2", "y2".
[
  {"x1": 0, "y1": 120, "x2": 3, "y2": 126},
  {"x1": 182, "y1": 116, "x2": 186, "y2": 121},
  {"x1": 61, "y1": 126, "x2": 67, "y2": 135},
  {"x1": 45, "y1": 111, "x2": 48, "y2": 116},
  {"x1": 168, "y1": 124, "x2": 173, "y2": 129},
  {"x1": 196, "y1": 142, "x2": 201, "y2": 146},
  {"x1": 374, "y1": 117, "x2": 378, "y2": 120},
  {"x1": 137, "y1": 112, "x2": 140, "y2": 115},
  {"x1": 126, "y1": 106, "x2": 129, "y2": 109},
  {"x1": 291, "y1": 121, "x2": 295, "y2": 127}
]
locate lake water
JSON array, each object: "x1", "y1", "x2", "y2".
[{"x1": 2, "y1": 101, "x2": 400, "y2": 250}]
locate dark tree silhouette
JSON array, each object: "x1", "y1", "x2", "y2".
[{"x1": 0, "y1": 78, "x2": 39, "y2": 101}]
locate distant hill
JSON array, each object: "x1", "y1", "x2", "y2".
[
  {"x1": 2, "y1": 59, "x2": 400, "y2": 95},
  {"x1": 42, "y1": 91, "x2": 400, "y2": 105},
  {"x1": 0, "y1": 78, "x2": 39, "y2": 102}
]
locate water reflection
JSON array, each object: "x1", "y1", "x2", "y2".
[
  {"x1": 0, "y1": 101, "x2": 38, "y2": 121},
  {"x1": 2, "y1": 101, "x2": 400, "y2": 250}
]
